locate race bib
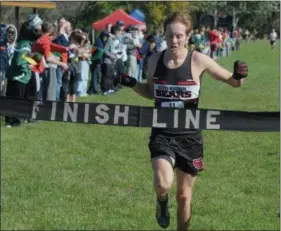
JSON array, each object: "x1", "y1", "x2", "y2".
[{"x1": 161, "y1": 101, "x2": 184, "y2": 108}]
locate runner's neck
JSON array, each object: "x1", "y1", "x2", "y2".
[{"x1": 167, "y1": 48, "x2": 188, "y2": 65}]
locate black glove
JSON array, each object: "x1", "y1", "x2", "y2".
[
  {"x1": 120, "y1": 73, "x2": 137, "y2": 88},
  {"x1": 233, "y1": 60, "x2": 248, "y2": 80}
]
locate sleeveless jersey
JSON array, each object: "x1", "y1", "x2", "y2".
[{"x1": 151, "y1": 49, "x2": 201, "y2": 137}]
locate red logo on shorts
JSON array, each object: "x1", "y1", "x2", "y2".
[{"x1": 193, "y1": 158, "x2": 204, "y2": 170}]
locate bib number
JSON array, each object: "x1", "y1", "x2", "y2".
[{"x1": 161, "y1": 101, "x2": 184, "y2": 108}]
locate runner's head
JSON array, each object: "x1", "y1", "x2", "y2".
[{"x1": 163, "y1": 12, "x2": 192, "y2": 53}]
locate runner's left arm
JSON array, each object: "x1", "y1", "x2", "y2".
[{"x1": 198, "y1": 52, "x2": 248, "y2": 87}]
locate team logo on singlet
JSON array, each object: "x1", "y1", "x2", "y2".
[{"x1": 153, "y1": 80, "x2": 200, "y2": 100}]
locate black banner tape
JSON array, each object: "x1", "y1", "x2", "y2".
[{"x1": 0, "y1": 97, "x2": 279, "y2": 132}]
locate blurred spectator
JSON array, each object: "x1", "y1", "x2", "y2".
[
  {"x1": 233, "y1": 27, "x2": 241, "y2": 50},
  {"x1": 113, "y1": 24, "x2": 126, "y2": 90},
  {"x1": 88, "y1": 31, "x2": 109, "y2": 95},
  {"x1": 4, "y1": 18, "x2": 39, "y2": 127},
  {"x1": 252, "y1": 29, "x2": 257, "y2": 41},
  {"x1": 102, "y1": 25, "x2": 119, "y2": 95},
  {"x1": 0, "y1": 24, "x2": 17, "y2": 96},
  {"x1": 57, "y1": 16, "x2": 67, "y2": 33},
  {"x1": 269, "y1": 28, "x2": 278, "y2": 51},
  {"x1": 32, "y1": 21, "x2": 77, "y2": 101},
  {"x1": 208, "y1": 27, "x2": 219, "y2": 59},
  {"x1": 141, "y1": 34, "x2": 156, "y2": 80},
  {"x1": 156, "y1": 30, "x2": 167, "y2": 52},
  {"x1": 53, "y1": 20, "x2": 70, "y2": 100},
  {"x1": 116, "y1": 20, "x2": 125, "y2": 35},
  {"x1": 77, "y1": 30, "x2": 91, "y2": 97},
  {"x1": 63, "y1": 30, "x2": 85, "y2": 102},
  {"x1": 135, "y1": 25, "x2": 145, "y2": 82},
  {"x1": 105, "y1": 23, "x2": 113, "y2": 34},
  {"x1": 124, "y1": 25, "x2": 141, "y2": 80}
]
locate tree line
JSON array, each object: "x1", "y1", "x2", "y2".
[{"x1": 1, "y1": 1, "x2": 280, "y2": 36}]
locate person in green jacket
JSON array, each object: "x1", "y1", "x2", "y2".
[{"x1": 5, "y1": 18, "x2": 42, "y2": 127}]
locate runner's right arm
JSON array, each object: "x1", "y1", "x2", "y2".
[
  {"x1": 131, "y1": 53, "x2": 159, "y2": 99},
  {"x1": 121, "y1": 52, "x2": 160, "y2": 99}
]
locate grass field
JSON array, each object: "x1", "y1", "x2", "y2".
[{"x1": 1, "y1": 40, "x2": 280, "y2": 230}]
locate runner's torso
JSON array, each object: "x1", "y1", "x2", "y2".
[
  {"x1": 151, "y1": 49, "x2": 202, "y2": 137},
  {"x1": 270, "y1": 32, "x2": 277, "y2": 41}
]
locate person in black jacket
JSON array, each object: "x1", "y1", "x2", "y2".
[
  {"x1": 0, "y1": 24, "x2": 17, "y2": 96},
  {"x1": 88, "y1": 31, "x2": 109, "y2": 95},
  {"x1": 53, "y1": 21, "x2": 71, "y2": 100}
]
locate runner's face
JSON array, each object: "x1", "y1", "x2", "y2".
[{"x1": 165, "y1": 22, "x2": 189, "y2": 53}]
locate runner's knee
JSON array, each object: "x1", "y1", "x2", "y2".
[
  {"x1": 154, "y1": 171, "x2": 173, "y2": 192},
  {"x1": 176, "y1": 190, "x2": 192, "y2": 205},
  {"x1": 152, "y1": 155, "x2": 175, "y2": 192}
]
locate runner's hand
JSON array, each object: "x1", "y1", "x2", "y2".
[
  {"x1": 120, "y1": 73, "x2": 137, "y2": 88},
  {"x1": 233, "y1": 60, "x2": 248, "y2": 80}
]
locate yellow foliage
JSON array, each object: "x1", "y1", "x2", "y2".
[
  {"x1": 145, "y1": 2, "x2": 166, "y2": 28},
  {"x1": 167, "y1": 2, "x2": 189, "y2": 14},
  {"x1": 145, "y1": 1, "x2": 198, "y2": 31}
]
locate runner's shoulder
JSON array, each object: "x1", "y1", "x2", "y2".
[
  {"x1": 191, "y1": 49, "x2": 221, "y2": 74},
  {"x1": 191, "y1": 50, "x2": 210, "y2": 68},
  {"x1": 147, "y1": 51, "x2": 162, "y2": 77}
]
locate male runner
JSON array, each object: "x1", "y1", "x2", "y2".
[
  {"x1": 269, "y1": 28, "x2": 278, "y2": 52},
  {"x1": 120, "y1": 12, "x2": 248, "y2": 231}
]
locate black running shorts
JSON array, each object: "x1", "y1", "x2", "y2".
[
  {"x1": 270, "y1": 40, "x2": 276, "y2": 46},
  {"x1": 149, "y1": 133, "x2": 204, "y2": 176}
]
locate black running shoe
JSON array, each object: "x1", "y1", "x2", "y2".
[{"x1": 156, "y1": 195, "x2": 170, "y2": 229}]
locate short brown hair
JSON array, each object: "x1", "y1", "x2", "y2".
[
  {"x1": 42, "y1": 22, "x2": 56, "y2": 35},
  {"x1": 81, "y1": 32, "x2": 89, "y2": 46},
  {"x1": 69, "y1": 30, "x2": 84, "y2": 45},
  {"x1": 163, "y1": 12, "x2": 192, "y2": 35}
]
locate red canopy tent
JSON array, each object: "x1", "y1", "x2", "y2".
[{"x1": 92, "y1": 9, "x2": 145, "y2": 31}]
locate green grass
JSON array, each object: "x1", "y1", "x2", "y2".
[{"x1": 1, "y1": 40, "x2": 280, "y2": 230}]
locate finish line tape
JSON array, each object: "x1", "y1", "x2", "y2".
[{"x1": 0, "y1": 97, "x2": 279, "y2": 132}]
